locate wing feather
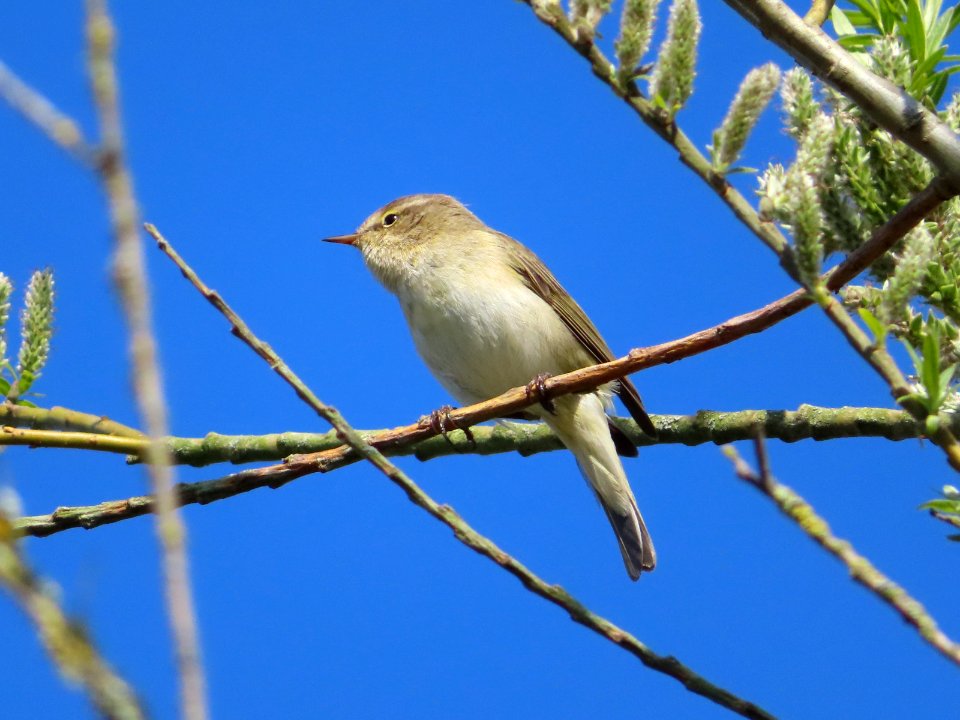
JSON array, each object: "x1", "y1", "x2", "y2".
[{"x1": 502, "y1": 233, "x2": 657, "y2": 438}]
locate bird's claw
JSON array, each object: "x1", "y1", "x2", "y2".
[
  {"x1": 421, "y1": 405, "x2": 476, "y2": 451},
  {"x1": 526, "y1": 372, "x2": 556, "y2": 414}
]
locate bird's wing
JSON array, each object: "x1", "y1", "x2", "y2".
[{"x1": 501, "y1": 232, "x2": 657, "y2": 438}]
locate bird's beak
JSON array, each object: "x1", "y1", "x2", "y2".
[{"x1": 323, "y1": 233, "x2": 359, "y2": 246}]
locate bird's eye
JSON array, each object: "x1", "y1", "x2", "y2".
[{"x1": 382, "y1": 213, "x2": 399, "y2": 227}]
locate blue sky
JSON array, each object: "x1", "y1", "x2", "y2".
[{"x1": 1, "y1": 2, "x2": 957, "y2": 718}]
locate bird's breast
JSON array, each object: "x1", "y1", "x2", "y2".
[{"x1": 396, "y1": 266, "x2": 584, "y2": 405}]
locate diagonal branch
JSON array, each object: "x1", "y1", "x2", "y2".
[
  {"x1": 0, "y1": 60, "x2": 97, "y2": 164},
  {"x1": 84, "y1": 3, "x2": 207, "y2": 718},
  {"x1": 141, "y1": 225, "x2": 775, "y2": 720},
  {"x1": 724, "y1": 438, "x2": 960, "y2": 667},
  {"x1": 13, "y1": 465, "x2": 775, "y2": 720},
  {"x1": 723, "y1": 0, "x2": 960, "y2": 192}
]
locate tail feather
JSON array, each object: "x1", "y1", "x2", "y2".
[{"x1": 541, "y1": 393, "x2": 656, "y2": 580}]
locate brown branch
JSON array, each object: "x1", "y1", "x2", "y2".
[
  {"x1": 724, "y1": 438, "x2": 960, "y2": 668},
  {"x1": 85, "y1": 3, "x2": 207, "y2": 718}
]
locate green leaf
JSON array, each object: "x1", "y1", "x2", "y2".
[
  {"x1": 847, "y1": 0, "x2": 883, "y2": 29},
  {"x1": 923, "y1": 0, "x2": 943, "y2": 30},
  {"x1": 939, "y1": 363, "x2": 956, "y2": 395},
  {"x1": 905, "y1": 0, "x2": 927, "y2": 63},
  {"x1": 832, "y1": 5, "x2": 859, "y2": 35},
  {"x1": 903, "y1": 337, "x2": 923, "y2": 373},
  {"x1": 919, "y1": 498, "x2": 960, "y2": 513},
  {"x1": 838, "y1": 34, "x2": 880, "y2": 49},
  {"x1": 914, "y1": 45, "x2": 946, "y2": 79},
  {"x1": 946, "y1": 5, "x2": 960, "y2": 35},
  {"x1": 859, "y1": 307, "x2": 889, "y2": 342},
  {"x1": 921, "y1": 325, "x2": 941, "y2": 402}
]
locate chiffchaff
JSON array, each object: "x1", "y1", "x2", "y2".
[{"x1": 325, "y1": 194, "x2": 657, "y2": 579}]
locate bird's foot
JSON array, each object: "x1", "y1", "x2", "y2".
[
  {"x1": 420, "y1": 405, "x2": 476, "y2": 451},
  {"x1": 525, "y1": 372, "x2": 556, "y2": 414}
]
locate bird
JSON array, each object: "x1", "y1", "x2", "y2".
[{"x1": 324, "y1": 194, "x2": 657, "y2": 579}]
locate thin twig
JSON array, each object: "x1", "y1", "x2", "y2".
[
  {"x1": 0, "y1": 402, "x2": 143, "y2": 437},
  {"x1": 0, "y1": 60, "x2": 97, "y2": 164},
  {"x1": 0, "y1": 515, "x2": 144, "y2": 719},
  {"x1": 13, "y1": 463, "x2": 775, "y2": 720},
  {"x1": 0, "y1": 425, "x2": 146, "y2": 455},
  {"x1": 723, "y1": 440, "x2": 960, "y2": 668},
  {"x1": 803, "y1": 0, "x2": 835, "y2": 26},
  {"x1": 142, "y1": 224, "x2": 775, "y2": 719},
  {"x1": 85, "y1": 3, "x2": 207, "y2": 718}
]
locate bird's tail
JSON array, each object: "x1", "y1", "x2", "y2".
[{"x1": 543, "y1": 393, "x2": 656, "y2": 580}]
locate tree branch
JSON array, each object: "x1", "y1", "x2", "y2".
[
  {"x1": 13, "y1": 470, "x2": 775, "y2": 720},
  {"x1": 724, "y1": 438, "x2": 960, "y2": 668},
  {"x1": 812, "y1": 292, "x2": 960, "y2": 471},
  {"x1": 85, "y1": 3, "x2": 207, "y2": 717},
  {"x1": 0, "y1": 404, "x2": 938, "y2": 466},
  {"x1": 0, "y1": 402, "x2": 142, "y2": 437},
  {"x1": 724, "y1": 0, "x2": 960, "y2": 192},
  {"x1": 0, "y1": 60, "x2": 96, "y2": 165},
  {"x1": 802, "y1": 0, "x2": 835, "y2": 27}
]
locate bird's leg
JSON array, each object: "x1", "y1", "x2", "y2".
[
  {"x1": 526, "y1": 372, "x2": 556, "y2": 414},
  {"x1": 420, "y1": 404, "x2": 476, "y2": 450}
]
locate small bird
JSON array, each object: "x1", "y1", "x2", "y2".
[{"x1": 325, "y1": 194, "x2": 657, "y2": 579}]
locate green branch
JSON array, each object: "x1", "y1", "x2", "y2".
[
  {"x1": 0, "y1": 404, "x2": 936, "y2": 466},
  {"x1": 0, "y1": 402, "x2": 142, "y2": 437}
]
